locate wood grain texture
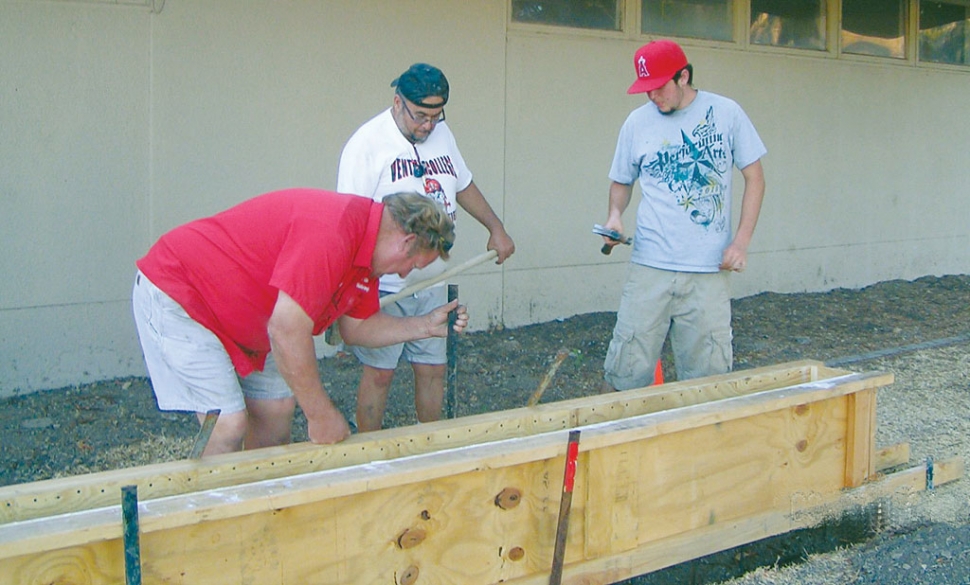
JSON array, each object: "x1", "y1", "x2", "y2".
[
  {"x1": 0, "y1": 361, "x2": 836, "y2": 525},
  {"x1": 1, "y1": 362, "x2": 940, "y2": 585}
]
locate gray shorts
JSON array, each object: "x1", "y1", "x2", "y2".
[
  {"x1": 351, "y1": 286, "x2": 447, "y2": 369},
  {"x1": 604, "y1": 264, "x2": 732, "y2": 390},
  {"x1": 131, "y1": 271, "x2": 292, "y2": 414}
]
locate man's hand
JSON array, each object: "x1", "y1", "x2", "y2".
[
  {"x1": 425, "y1": 299, "x2": 468, "y2": 337},
  {"x1": 454, "y1": 181, "x2": 515, "y2": 264},
  {"x1": 599, "y1": 219, "x2": 626, "y2": 253},
  {"x1": 720, "y1": 242, "x2": 748, "y2": 272},
  {"x1": 487, "y1": 228, "x2": 516, "y2": 264},
  {"x1": 306, "y1": 403, "x2": 351, "y2": 444}
]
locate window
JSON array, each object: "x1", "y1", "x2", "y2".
[
  {"x1": 508, "y1": 0, "x2": 970, "y2": 68},
  {"x1": 641, "y1": 0, "x2": 734, "y2": 41},
  {"x1": 842, "y1": 0, "x2": 906, "y2": 58},
  {"x1": 920, "y1": 1, "x2": 970, "y2": 64},
  {"x1": 750, "y1": 0, "x2": 827, "y2": 50},
  {"x1": 511, "y1": 0, "x2": 622, "y2": 30}
]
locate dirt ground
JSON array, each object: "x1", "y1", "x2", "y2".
[{"x1": 2, "y1": 274, "x2": 970, "y2": 584}]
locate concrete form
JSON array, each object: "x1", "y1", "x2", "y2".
[{"x1": 0, "y1": 360, "x2": 962, "y2": 584}]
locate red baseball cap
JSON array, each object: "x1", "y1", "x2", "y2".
[{"x1": 627, "y1": 40, "x2": 688, "y2": 94}]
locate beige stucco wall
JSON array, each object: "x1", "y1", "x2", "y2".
[{"x1": 2, "y1": 0, "x2": 968, "y2": 395}]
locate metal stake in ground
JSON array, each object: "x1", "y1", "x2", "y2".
[
  {"x1": 446, "y1": 284, "x2": 458, "y2": 419},
  {"x1": 549, "y1": 429, "x2": 581, "y2": 585},
  {"x1": 121, "y1": 485, "x2": 142, "y2": 585}
]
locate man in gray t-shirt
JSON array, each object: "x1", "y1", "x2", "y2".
[{"x1": 600, "y1": 39, "x2": 767, "y2": 390}]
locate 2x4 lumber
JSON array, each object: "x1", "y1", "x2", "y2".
[
  {"x1": 844, "y1": 387, "x2": 878, "y2": 487},
  {"x1": 0, "y1": 371, "x2": 892, "y2": 570},
  {"x1": 875, "y1": 442, "x2": 911, "y2": 471},
  {"x1": 0, "y1": 360, "x2": 846, "y2": 525}
]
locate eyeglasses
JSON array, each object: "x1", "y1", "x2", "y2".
[{"x1": 400, "y1": 96, "x2": 446, "y2": 127}]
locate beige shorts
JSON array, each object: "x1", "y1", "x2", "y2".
[
  {"x1": 351, "y1": 286, "x2": 447, "y2": 369},
  {"x1": 604, "y1": 264, "x2": 732, "y2": 390},
  {"x1": 131, "y1": 271, "x2": 292, "y2": 414}
]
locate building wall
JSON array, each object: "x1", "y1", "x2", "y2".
[{"x1": 2, "y1": 0, "x2": 968, "y2": 395}]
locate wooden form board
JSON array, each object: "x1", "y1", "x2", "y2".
[
  {"x1": 0, "y1": 361, "x2": 935, "y2": 585},
  {"x1": 0, "y1": 359, "x2": 835, "y2": 525}
]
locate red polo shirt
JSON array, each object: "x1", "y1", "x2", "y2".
[{"x1": 137, "y1": 189, "x2": 381, "y2": 376}]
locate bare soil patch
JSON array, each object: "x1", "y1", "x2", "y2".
[{"x1": 2, "y1": 274, "x2": 969, "y2": 583}]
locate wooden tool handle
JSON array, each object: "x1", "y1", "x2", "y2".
[{"x1": 380, "y1": 250, "x2": 499, "y2": 307}]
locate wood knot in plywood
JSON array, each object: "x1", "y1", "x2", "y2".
[
  {"x1": 494, "y1": 487, "x2": 522, "y2": 510},
  {"x1": 508, "y1": 546, "x2": 525, "y2": 561},
  {"x1": 796, "y1": 439, "x2": 809, "y2": 452},
  {"x1": 794, "y1": 404, "x2": 810, "y2": 416},
  {"x1": 396, "y1": 527, "x2": 427, "y2": 549},
  {"x1": 398, "y1": 565, "x2": 419, "y2": 585}
]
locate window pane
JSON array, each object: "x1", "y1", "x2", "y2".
[
  {"x1": 642, "y1": 0, "x2": 734, "y2": 41},
  {"x1": 750, "y1": 0, "x2": 827, "y2": 50},
  {"x1": 511, "y1": 0, "x2": 622, "y2": 30},
  {"x1": 920, "y1": 1, "x2": 970, "y2": 65},
  {"x1": 842, "y1": 0, "x2": 906, "y2": 58}
]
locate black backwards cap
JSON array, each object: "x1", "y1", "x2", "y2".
[{"x1": 391, "y1": 63, "x2": 449, "y2": 108}]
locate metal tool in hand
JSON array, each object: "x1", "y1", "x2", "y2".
[{"x1": 592, "y1": 224, "x2": 632, "y2": 255}]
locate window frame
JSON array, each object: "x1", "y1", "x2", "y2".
[{"x1": 507, "y1": 0, "x2": 970, "y2": 70}]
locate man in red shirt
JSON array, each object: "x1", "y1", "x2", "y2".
[{"x1": 132, "y1": 189, "x2": 465, "y2": 455}]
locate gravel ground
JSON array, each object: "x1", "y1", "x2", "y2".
[{"x1": 1, "y1": 274, "x2": 969, "y2": 583}]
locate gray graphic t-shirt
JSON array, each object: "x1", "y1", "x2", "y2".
[{"x1": 609, "y1": 91, "x2": 766, "y2": 272}]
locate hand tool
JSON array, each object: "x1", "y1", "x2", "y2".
[
  {"x1": 592, "y1": 224, "x2": 632, "y2": 255},
  {"x1": 380, "y1": 250, "x2": 498, "y2": 307}
]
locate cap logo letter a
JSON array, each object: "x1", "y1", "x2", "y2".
[{"x1": 637, "y1": 55, "x2": 650, "y2": 79}]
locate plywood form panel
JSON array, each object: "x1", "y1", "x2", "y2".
[
  {"x1": 2, "y1": 460, "x2": 582, "y2": 584},
  {"x1": 585, "y1": 396, "x2": 847, "y2": 558}
]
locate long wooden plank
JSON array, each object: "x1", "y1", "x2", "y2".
[
  {"x1": 0, "y1": 360, "x2": 842, "y2": 525},
  {"x1": 0, "y1": 371, "x2": 892, "y2": 566}
]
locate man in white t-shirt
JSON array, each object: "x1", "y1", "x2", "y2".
[
  {"x1": 600, "y1": 40, "x2": 767, "y2": 390},
  {"x1": 338, "y1": 63, "x2": 515, "y2": 431}
]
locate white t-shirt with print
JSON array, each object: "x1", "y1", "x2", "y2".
[{"x1": 338, "y1": 109, "x2": 473, "y2": 292}]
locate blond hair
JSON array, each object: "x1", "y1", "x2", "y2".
[{"x1": 383, "y1": 192, "x2": 455, "y2": 260}]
